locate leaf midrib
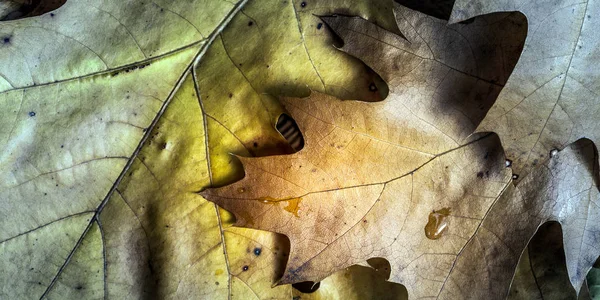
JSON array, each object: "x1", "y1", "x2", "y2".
[{"x1": 38, "y1": 1, "x2": 249, "y2": 298}]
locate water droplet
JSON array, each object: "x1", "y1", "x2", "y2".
[
  {"x1": 237, "y1": 187, "x2": 246, "y2": 194},
  {"x1": 550, "y1": 149, "x2": 559, "y2": 157},
  {"x1": 505, "y1": 159, "x2": 512, "y2": 167},
  {"x1": 425, "y1": 208, "x2": 451, "y2": 240},
  {"x1": 512, "y1": 174, "x2": 519, "y2": 180}
]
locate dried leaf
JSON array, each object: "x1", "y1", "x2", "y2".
[
  {"x1": 202, "y1": 5, "x2": 532, "y2": 298},
  {"x1": 438, "y1": 139, "x2": 600, "y2": 298},
  {"x1": 203, "y1": 4, "x2": 600, "y2": 299},
  {"x1": 0, "y1": 0, "x2": 403, "y2": 298},
  {"x1": 451, "y1": 0, "x2": 600, "y2": 177}
]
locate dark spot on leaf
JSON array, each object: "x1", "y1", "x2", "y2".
[
  {"x1": 50, "y1": 13, "x2": 55, "y2": 17},
  {"x1": 253, "y1": 142, "x2": 258, "y2": 148},
  {"x1": 75, "y1": 285, "x2": 83, "y2": 290},
  {"x1": 293, "y1": 281, "x2": 320, "y2": 293},
  {"x1": 369, "y1": 83, "x2": 377, "y2": 91},
  {"x1": 317, "y1": 23, "x2": 323, "y2": 30},
  {"x1": 300, "y1": 1, "x2": 306, "y2": 7},
  {"x1": 248, "y1": 21, "x2": 253, "y2": 26},
  {"x1": 512, "y1": 174, "x2": 519, "y2": 180},
  {"x1": 228, "y1": 93, "x2": 233, "y2": 98},
  {"x1": 477, "y1": 171, "x2": 484, "y2": 178},
  {"x1": 215, "y1": 281, "x2": 219, "y2": 285},
  {"x1": 3, "y1": 37, "x2": 10, "y2": 44},
  {"x1": 29, "y1": 111, "x2": 36, "y2": 117},
  {"x1": 253, "y1": 248, "x2": 261, "y2": 256},
  {"x1": 242, "y1": 265, "x2": 249, "y2": 271}
]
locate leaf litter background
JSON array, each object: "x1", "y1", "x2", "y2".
[{"x1": 0, "y1": 0, "x2": 599, "y2": 299}]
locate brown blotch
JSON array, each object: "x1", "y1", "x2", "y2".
[
  {"x1": 425, "y1": 208, "x2": 451, "y2": 240},
  {"x1": 260, "y1": 197, "x2": 302, "y2": 217}
]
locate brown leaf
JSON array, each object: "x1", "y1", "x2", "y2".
[
  {"x1": 201, "y1": 4, "x2": 600, "y2": 299},
  {"x1": 202, "y1": 6, "x2": 530, "y2": 298},
  {"x1": 439, "y1": 139, "x2": 600, "y2": 298}
]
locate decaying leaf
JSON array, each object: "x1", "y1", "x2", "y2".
[
  {"x1": 437, "y1": 139, "x2": 600, "y2": 298},
  {"x1": 202, "y1": 5, "x2": 533, "y2": 298},
  {"x1": 0, "y1": 0, "x2": 252, "y2": 297},
  {"x1": 203, "y1": 4, "x2": 600, "y2": 299},
  {"x1": 194, "y1": 0, "x2": 399, "y2": 186},
  {"x1": 450, "y1": 0, "x2": 600, "y2": 178},
  {"x1": 3, "y1": 0, "x2": 600, "y2": 298},
  {"x1": 0, "y1": 0, "x2": 407, "y2": 298}
]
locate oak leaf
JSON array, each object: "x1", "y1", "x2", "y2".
[
  {"x1": 0, "y1": 0, "x2": 399, "y2": 298},
  {"x1": 202, "y1": 4, "x2": 530, "y2": 298},
  {"x1": 451, "y1": 0, "x2": 600, "y2": 178},
  {"x1": 204, "y1": 3, "x2": 600, "y2": 299}
]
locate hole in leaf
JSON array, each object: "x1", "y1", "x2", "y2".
[
  {"x1": 394, "y1": 0, "x2": 454, "y2": 20},
  {"x1": 276, "y1": 114, "x2": 304, "y2": 152},
  {"x1": 1, "y1": 0, "x2": 67, "y2": 21},
  {"x1": 292, "y1": 281, "x2": 320, "y2": 293}
]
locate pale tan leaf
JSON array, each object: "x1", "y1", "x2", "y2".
[
  {"x1": 439, "y1": 139, "x2": 600, "y2": 298},
  {"x1": 451, "y1": 0, "x2": 600, "y2": 178}
]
